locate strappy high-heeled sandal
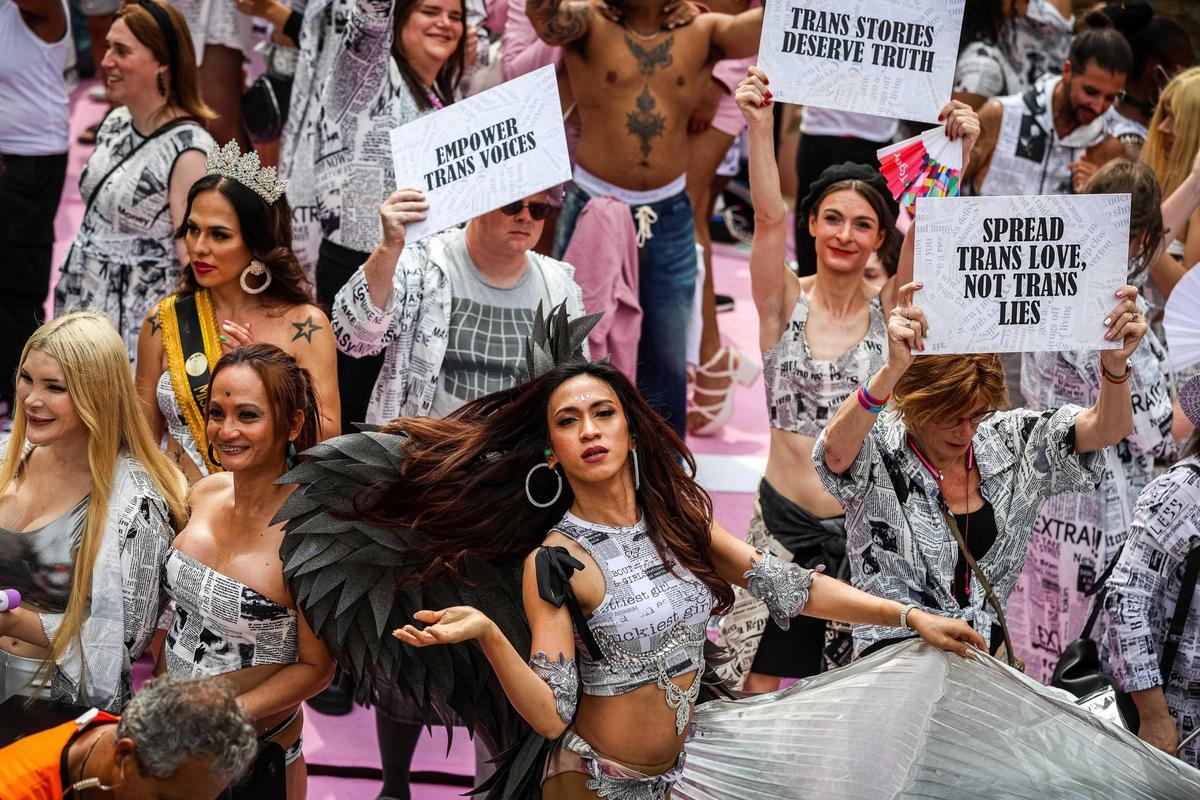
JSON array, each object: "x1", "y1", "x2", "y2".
[{"x1": 687, "y1": 346, "x2": 760, "y2": 436}]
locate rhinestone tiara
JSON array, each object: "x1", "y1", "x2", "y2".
[{"x1": 204, "y1": 140, "x2": 287, "y2": 205}]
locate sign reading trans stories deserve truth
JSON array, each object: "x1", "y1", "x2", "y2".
[
  {"x1": 913, "y1": 194, "x2": 1130, "y2": 354},
  {"x1": 389, "y1": 65, "x2": 570, "y2": 241},
  {"x1": 757, "y1": 0, "x2": 964, "y2": 123}
]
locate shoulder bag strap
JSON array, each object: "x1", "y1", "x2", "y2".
[
  {"x1": 82, "y1": 115, "x2": 205, "y2": 217},
  {"x1": 1077, "y1": 543, "x2": 1127, "y2": 641},
  {"x1": 942, "y1": 509, "x2": 1024, "y2": 671}
]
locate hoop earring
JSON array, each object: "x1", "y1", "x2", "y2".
[
  {"x1": 525, "y1": 462, "x2": 562, "y2": 508},
  {"x1": 207, "y1": 442, "x2": 223, "y2": 469},
  {"x1": 240, "y1": 260, "x2": 271, "y2": 294},
  {"x1": 156, "y1": 72, "x2": 167, "y2": 97},
  {"x1": 630, "y1": 449, "x2": 640, "y2": 491}
]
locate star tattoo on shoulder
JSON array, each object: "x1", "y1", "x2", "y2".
[
  {"x1": 150, "y1": 314, "x2": 161, "y2": 336},
  {"x1": 291, "y1": 315, "x2": 321, "y2": 343}
]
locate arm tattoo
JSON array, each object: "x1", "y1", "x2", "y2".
[
  {"x1": 625, "y1": 34, "x2": 674, "y2": 76},
  {"x1": 150, "y1": 314, "x2": 161, "y2": 337},
  {"x1": 526, "y1": 0, "x2": 589, "y2": 45},
  {"x1": 744, "y1": 548, "x2": 815, "y2": 629},
  {"x1": 627, "y1": 86, "x2": 666, "y2": 159},
  {"x1": 529, "y1": 651, "x2": 579, "y2": 724},
  {"x1": 291, "y1": 315, "x2": 322, "y2": 343}
]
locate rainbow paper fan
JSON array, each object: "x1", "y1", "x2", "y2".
[
  {"x1": 1164, "y1": 266, "x2": 1200, "y2": 373},
  {"x1": 877, "y1": 127, "x2": 964, "y2": 215}
]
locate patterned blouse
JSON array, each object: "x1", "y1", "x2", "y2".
[
  {"x1": 1105, "y1": 457, "x2": 1200, "y2": 766},
  {"x1": 54, "y1": 107, "x2": 214, "y2": 364},
  {"x1": 1007, "y1": 328, "x2": 1175, "y2": 683},
  {"x1": 813, "y1": 406, "x2": 1105, "y2": 656}
]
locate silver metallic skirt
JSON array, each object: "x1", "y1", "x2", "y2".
[{"x1": 676, "y1": 639, "x2": 1200, "y2": 799}]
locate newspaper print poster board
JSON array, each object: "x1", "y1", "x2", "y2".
[
  {"x1": 389, "y1": 65, "x2": 570, "y2": 241},
  {"x1": 756, "y1": 0, "x2": 965, "y2": 123},
  {"x1": 913, "y1": 194, "x2": 1130, "y2": 354}
]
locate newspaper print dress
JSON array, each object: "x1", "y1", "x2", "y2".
[
  {"x1": 1008, "y1": 329, "x2": 1176, "y2": 683},
  {"x1": 1105, "y1": 457, "x2": 1200, "y2": 766},
  {"x1": 54, "y1": 107, "x2": 214, "y2": 363},
  {"x1": 813, "y1": 406, "x2": 1106, "y2": 656}
]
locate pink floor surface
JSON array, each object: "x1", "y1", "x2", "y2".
[{"x1": 56, "y1": 80, "x2": 772, "y2": 799}]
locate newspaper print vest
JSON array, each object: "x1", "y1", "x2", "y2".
[
  {"x1": 763, "y1": 289, "x2": 887, "y2": 437},
  {"x1": 977, "y1": 76, "x2": 1108, "y2": 197}
]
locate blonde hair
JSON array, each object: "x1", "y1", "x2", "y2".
[
  {"x1": 0, "y1": 311, "x2": 187, "y2": 684},
  {"x1": 892, "y1": 354, "x2": 1010, "y2": 431},
  {"x1": 1142, "y1": 66, "x2": 1200, "y2": 199},
  {"x1": 115, "y1": 1, "x2": 215, "y2": 123}
]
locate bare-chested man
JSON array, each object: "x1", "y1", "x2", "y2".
[
  {"x1": 965, "y1": 22, "x2": 1129, "y2": 197},
  {"x1": 530, "y1": 0, "x2": 762, "y2": 437}
]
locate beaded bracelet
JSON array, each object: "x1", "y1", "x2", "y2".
[{"x1": 1100, "y1": 359, "x2": 1133, "y2": 385}]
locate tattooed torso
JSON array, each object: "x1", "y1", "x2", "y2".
[{"x1": 565, "y1": 12, "x2": 721, "y2": 189}]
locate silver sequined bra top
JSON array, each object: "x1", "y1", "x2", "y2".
[
  {"x1": 0, "y1": 496, "x2": 90, "y2": 613},
  {"x1": 554, "y1": 511, "x2": 714, "y2": 731},
  {"x1": 763, "y1": 289, "x2": 887, "y2": 437}
]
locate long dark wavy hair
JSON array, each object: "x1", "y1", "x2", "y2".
[
  {"x1": 175, "y1": 174, "x2": 315, "y2": 308},
  {"x1": 356, "y1": 361, "x2": 734, "y2": 612}
]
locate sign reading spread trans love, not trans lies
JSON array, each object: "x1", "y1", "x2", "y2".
[
  {"x1": 756, "y1": 0, "x2": 965, "y2": 123},
  {"x1": 389, "y1": 65, "x2": 570, "y2": 241},
  {"x1": 913, "y1": 194, "x2": 1130, "y2": 355}
]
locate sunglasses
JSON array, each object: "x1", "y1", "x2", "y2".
[{"x1": 499, "y1": 200, "x2": 552, "y2": 221}]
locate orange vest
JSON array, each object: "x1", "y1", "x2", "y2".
[{"x1": 0, "y1": 709, "x2": 120, "y2": 800}]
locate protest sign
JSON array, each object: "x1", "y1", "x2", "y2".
[
  {"x1": 389, "y1": 65, "x2": 570, "y2": 241},
  {"x1": 913, "y1": 194, "x2": 1130, "y2": 354},
  {"x1": 756, "y1": 0, "x2": 965, "y2": 123}
]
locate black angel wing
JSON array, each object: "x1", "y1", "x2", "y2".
[{"x1": 274, "y1": 431, "x2": 533, "y2": 761}]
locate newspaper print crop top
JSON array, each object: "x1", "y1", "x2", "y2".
[
  {"x1": 763, "y1": 288, "x2": 887, "y2": 438},
  {"x1": 163, "y1": 549, "x2": 299, "y2": 677},
  {"x1": 554, "y1": 511, "x2": 714, "y2": 719}
]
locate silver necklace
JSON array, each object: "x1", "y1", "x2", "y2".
[{"x1": 622, "y1": 21, "x2": 665, "y2": 41}]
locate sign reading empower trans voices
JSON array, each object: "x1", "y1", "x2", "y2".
[
  {"x1": 757, "y1": 0, "x2": 964, "y2": 123},
  {"x1": 913, "y1": 194, "x2": 1130, "y2": 354},
  {"x1": 389, "y1": 65, "x2": 570, "y2": 241}
]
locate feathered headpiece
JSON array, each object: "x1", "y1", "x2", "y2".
[{"x1": 521, "y1": 301, "x2": 603, "y2": 382}]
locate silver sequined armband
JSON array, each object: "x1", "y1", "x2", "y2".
[
  {"x1": 529, "y1": 651, "x2": 579, "y2": 725},
  {"x1": 743, "y1": 549, "x2": 816, "y2": 630}
]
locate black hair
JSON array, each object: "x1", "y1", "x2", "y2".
[
  {"x1": 175, "y1": 175, "x2": 315, "y2": 308},
  {"x1": 959, "y1": 0, "x2": 1006, "y2": 53},
  {"x1": 1070, "y1": 13, "x2": 1134, "y2": 76},
  {"x1": 1102, "y1": 2, "x2": 1193, "y2": 78}
]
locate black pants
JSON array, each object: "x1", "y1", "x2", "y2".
[
  {"x1": 793, "y1": 134, "x2": 888, "y2": 277},
  {"x1": 0, "y1": 152, "x2": 68, "y2": 405},
  {"x1": 316, "y1": 238, "x2": 384, "y2": 433}
]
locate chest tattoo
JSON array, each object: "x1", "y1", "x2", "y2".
[
  {"x1": 625, "y1": 34, "x2": 674, "y2": 76},
  {"x1": 627, "y1": 85, "x2": 666, "y2": 158}
]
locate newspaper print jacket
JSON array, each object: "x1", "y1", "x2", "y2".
[
  {"x1": 0, "y1": 441, "x2": 178, "y2": 712},
  {"x1": 814, "y1": 406, "x2": 1105, "y2": 656},
  {"x1": 1008, "y1": 328, "x2": 1176, "y2": 682},
  {"x1": 1104, "y1": 457, "x2": 1200, "y2": 765},
  {"x1": 331, "y1": 227, "x2": 586, "y2": 424}
]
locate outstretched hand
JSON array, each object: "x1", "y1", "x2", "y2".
[
  {"x1": 393, "y1": 606, "x2": 493, "y2": 647},
  {"x1": 735, "y1": 66, "x2": 773, "y2": 129},
  {"x1": 907, "y1": 608, "x2": 987, "y2": 658}
]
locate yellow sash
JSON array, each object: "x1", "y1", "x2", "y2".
[{"x1": 158, "y1": 289, "x2": 223, "y2": 473}]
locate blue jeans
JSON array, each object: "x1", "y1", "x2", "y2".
[{"x1": 554, "y1": 183, "x2": 696, "y2": 438}]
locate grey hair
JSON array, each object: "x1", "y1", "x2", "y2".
[{"x1": 116, "y1": 675, "x2": 258, "y2": 782}]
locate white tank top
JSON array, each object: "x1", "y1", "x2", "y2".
[{"x1": 0, "y1": 0, "x2": 71, "y2": 155}]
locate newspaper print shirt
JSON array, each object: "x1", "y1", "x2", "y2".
[
  {"x1": 54, "y1": 107, "x2": 214, "y2": 364},
  {"x1": 1008, "y1": 328, "x2": 1176, "y2": 682},
  {"x1": 331, "y1": 226, "x2": 586, "y2": 424},
  {"x1": 813, "y1": 406, "x2": 1105, "y2": 655},
  {"x1": 1104, "y1": 457, "x2": 1200, "y2": 766}
]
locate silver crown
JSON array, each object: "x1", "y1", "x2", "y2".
[{"x1": 204, "y1": 140, "x2": 287, "y2": 205}]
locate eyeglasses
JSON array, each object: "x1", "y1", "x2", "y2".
[
  {"x1": 939, "y1": 409, "x2": 997, "y2": 429},
  {"x1": 498, "y1": 200, "x2": 552, "y2": 221}
]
